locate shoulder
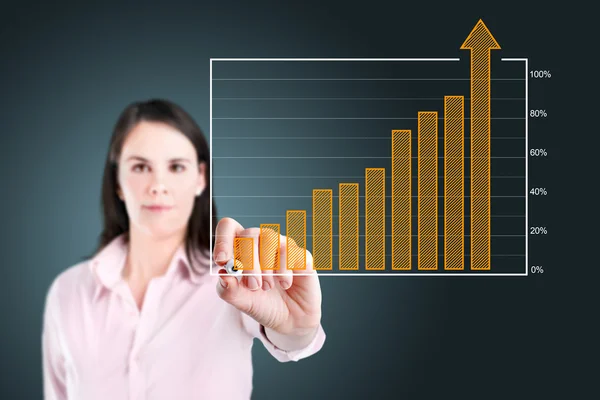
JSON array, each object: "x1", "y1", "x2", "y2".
[{"x1": 44, "y1": 260, "x2": 98, "y2": 313}]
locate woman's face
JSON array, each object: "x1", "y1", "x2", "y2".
[{"x1": 116, "y1": 121, "x2": 206, "y2": 240}]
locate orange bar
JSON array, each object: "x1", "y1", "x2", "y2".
[
  {"x1": 260, "y1": 224, "x2": 280, "y2": 270},
  {"x1": 444, "y1": 96, "x2": 465, "y2": 270},
  {"x1": 418, "y1": 112, "x2": 438, "y2": 270},
  {"x1": 313, "y1": 189, "x2": 333, "y2": 270},
  {"x1": 339, "y1": 183, "x2": 359, "y2": 270},
  {"x1": 365, "y1": 168, "x2": 385, "y2": 270},
  {"x1": 286, "y1": 210, "x2": 306, "y2": 270},
  {"x1": 233, "y1": 237, "x2": 254, "y2": 271},
  {"x1": 461, "y1": 20, "x2": 499, "y2": 270},
  {"x1": 392, "y1": 130, "x2": 411, "y2": 270}
]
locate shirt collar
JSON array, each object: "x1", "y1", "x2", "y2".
[{"x1": 90, "y1": 233, "x2": 212, "y2": 302}]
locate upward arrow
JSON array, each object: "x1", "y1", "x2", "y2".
[
  {"x1": 460, "y1": 20, "x2": 500, "y2": 271},
  {"x1": 461, "y1": 19, "x2": 500, "y2": 52}
]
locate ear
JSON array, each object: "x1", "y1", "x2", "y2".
[{"x1": 116, "y1": 186, "x2": 124, "y2": 201}]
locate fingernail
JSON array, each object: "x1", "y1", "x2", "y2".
[
  {"x1": 219, "y1": 277, "x2": 228, "y2": 289},
  {"x1": 262, "y1": 280, "x2": 271, "y2": 291},
  {"x1": 279, "y1": 280, "x2": 290, "y2": 289},
  {"x1": 247, "y1": 277, "x2": 259, "y2": 291},
  {"x1": 215, "y1": 251, "x2": 227, "y2": 263}
]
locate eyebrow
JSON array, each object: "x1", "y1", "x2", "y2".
[{"x1": 125, "y1": 156, "x2": 192, "y2": 163}]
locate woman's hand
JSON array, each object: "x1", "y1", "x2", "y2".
[{"x1": 213, "y1": 217, "x2": 322, "y2": 345}]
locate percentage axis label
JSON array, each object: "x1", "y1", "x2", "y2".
[
  {"x1": 529, "y1": 188, "x2": 548, "y2": 195},
  {"x1": 530, "y1": 266, "x2": 545, "y2": 273},
  {"x1": 530, "y1": 109, "x2": 547, "y2": 118},
  {"x1": 530, "y1": 148, "x2": 548, "y2": 157},
  {"x1": 530, "y1": 70, "x2": 551, "y2": 78},
  {"x1": 530, "y1": 227, "x2": 548, "y2": 235}
]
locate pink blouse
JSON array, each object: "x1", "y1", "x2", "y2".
[{"x1": 42, "y1": 233, "x2": 326, "y2": 399}]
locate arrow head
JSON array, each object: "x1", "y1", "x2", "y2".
[{"x1": 461, "y1": 19, "x2": 501, "y2": 50}]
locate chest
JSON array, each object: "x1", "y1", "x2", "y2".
[
  {"x1": 127, "y1": 279, "x2": 149, "y2": 311},
  {"x1": 59, "y1": 282, "x2": 250, "y2": 396},
  {"x1": 58, "y1": 283, "x2": 252, "y2": 399}
]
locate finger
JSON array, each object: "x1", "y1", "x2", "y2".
[
  {"x1": 216, "y1": 267, "x2": 238, "y2": 292},
  {"x1": 277, "y1": 235, "x2": 295, "y2": 290},
  {"x1": 213, "y1": 217, "x2": 245, "y2": 266},
  {"x1": 258, "y1": 227, "x2": 279, "y2": 291},
  {"x1": 216, "y1": 268, "x2": 253, "y2": 313},
  {"x1": 292, "y1": 248, "x2": 315, "y2": 274},
  {"x1": 287, "y1": 239, "x2": 314, "y2": 289},
  {"x1": 239, "y1": 228, "x2": 262, "y2": 291}
]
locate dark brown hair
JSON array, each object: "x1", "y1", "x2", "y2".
[{"x1": 88, "y1": 99, "x2": 217, "y2": 272}]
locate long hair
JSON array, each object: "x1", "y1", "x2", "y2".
[{"x1": 87, "y1": 99, "x2": 217, "y2": 273}]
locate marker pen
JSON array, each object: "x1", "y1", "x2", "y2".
[{"x1": 224, "y1": 259, "x2": 244, "y2": 281}]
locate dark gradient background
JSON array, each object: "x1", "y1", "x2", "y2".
[{"x1": 0, "y1": 2, "x2": 584, "y2": 399}]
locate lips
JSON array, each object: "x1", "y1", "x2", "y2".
[{"x1": 143, "y1": 205, "x2": 173, "y2": 212}]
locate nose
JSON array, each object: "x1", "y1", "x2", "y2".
[{"x1": 150, "y1": 183, "x2": 168, "y2": 196}]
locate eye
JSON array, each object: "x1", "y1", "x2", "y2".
[
  {"x1": 171, "y1": 163, "x2": 186, "y2": 173},
  {"x1": 132, "y1": 163, "x2": 149, "y2": 173}
]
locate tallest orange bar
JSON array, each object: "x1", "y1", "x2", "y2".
[
  {"x1": 461, "y1": 20, "x2": 500, "y2": 270},
  {"x1": 418, "y1": 112, "x2": 438, "y2": 270}
]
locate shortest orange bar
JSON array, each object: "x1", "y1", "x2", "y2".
[{"x1": 233, "y1": 237, "x2": 254, "y2": 270}]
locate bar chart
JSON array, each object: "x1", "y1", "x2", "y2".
[{"x1": 210, "y1": 20, "x2": 527, "y2": 276}]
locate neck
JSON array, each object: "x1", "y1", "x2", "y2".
[{"x1": 123, "y1": 228, "x2": 186, "y2": 283}]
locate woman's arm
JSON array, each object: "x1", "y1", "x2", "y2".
[
  {"x1": 264, "y1": 325, "x2": 319, "y2": 352},
  {"x1": 241, "y1": 312, "x2": 326, "y2": 363},
  {"x1": 42, "y1": 280, "x2": 67, "y2": 400}
]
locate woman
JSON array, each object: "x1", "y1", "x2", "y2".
[{"x1": 42, "y1": 99, "x2": 326, "y2": 400}]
